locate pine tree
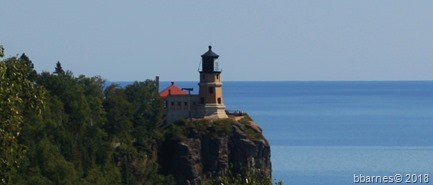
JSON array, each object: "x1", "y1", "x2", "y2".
[
  {"x1": 0, "y1": 45, "x2": 4, "y2": 57},
  {"x1": 19, "y1": 53, "x2": 37, "y2": 81},
  {"x1": 54, "y1": 61, "x2": 64, "y2": 74}
]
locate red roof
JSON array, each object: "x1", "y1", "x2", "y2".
[{"x1": 159, "y1": 82, "x2": 187, "y2": 99}]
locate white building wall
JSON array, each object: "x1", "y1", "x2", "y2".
[{"x1": 165, "y1": 95, "x2": 200, "y2": 123}]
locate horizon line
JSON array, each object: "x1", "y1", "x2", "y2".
[{"x1": 108, "y1": 80, "x2": 433, "y2": 82}]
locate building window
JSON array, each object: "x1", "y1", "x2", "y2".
[
  {"x1": 184, "y1": 102, "x2": 188, "y2": 106},
  {"x1": 209, "y1": 87, "x2": 214, "y2": 94},
  {"x1": 218, "y1": 97, "x2": 222, "y2": 104},
  {"x1": 178, "y1": 102, "x2": 181, "y2": 106},
  {"x1": 200, "y1": 97, "x2": 205, "y2": 104},
  {"x1": 170, "y1": 101, "x2": 175, "y2": 110}
]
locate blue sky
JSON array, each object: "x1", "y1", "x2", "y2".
[{"x1": 1, "y1": 1, "x2": 433, "y2": 81}]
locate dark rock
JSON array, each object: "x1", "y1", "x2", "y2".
[{"x1": 158, "y1": 118, "x2": 271, "y2": 185}]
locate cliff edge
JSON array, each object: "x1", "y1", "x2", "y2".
[{"x1": 158, "y1": 116, "x2": 271, "y2": 185}]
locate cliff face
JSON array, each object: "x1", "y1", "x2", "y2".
[{"x1": 158, "y1": 117, "x2": 271, "y2": 185}]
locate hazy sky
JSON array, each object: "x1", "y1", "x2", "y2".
[{"x1": 1, "y1": 1, "x2": 433, "y2": 81}]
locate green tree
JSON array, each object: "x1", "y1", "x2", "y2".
[
  {"x1": 54, "y1": 61, "x2": 64, "y2": 75},
  {"x1": 18, "y1": 53, "x2": 37, "y2": 81},
  {"x1": 35, "y1": 137, "x2": 78, "y2": 185},
  {"x1": 36, "y1": 70, "x2": 111, "y2": 176},
  {"x1": 1, "y1": 53, "x2": 173, "y2": 184},
  {"x1": 0, "y1": 57, "x2": 45, "y2": 184},
  {"x1": 124, "y1": 81, "x2": 164, "y2": 152},
  {"x1": 0, "y1": 45, "x2": 4, "y2": 57},
  {"x1": 103, "y1": 84, "x2": 134, "y2": 142}
]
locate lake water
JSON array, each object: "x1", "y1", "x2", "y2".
[
  {"x1": 127, "y1": 81, "x2": 433, "y2": 184},
  {"x1": 225, "y1": 81, "x2": 433, "y2": 185}
]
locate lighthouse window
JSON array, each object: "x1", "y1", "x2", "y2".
[
  {"x1": 218, "y1": 97, "x2": 221, "y2": 104},
  {"x1": 209, "y1": 87, "x2": 214, "y2": 94},
  {"x1": 214, "y1": 59, "x2": 219, "y2": 71},
  {"x1": 216, "y1": 74, "x2": 219, "y2": 79}
]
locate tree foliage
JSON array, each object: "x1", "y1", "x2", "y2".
[
  {"x1": 0, "y1": 45, "x2": 4, "y2": 57},
  {"x1": 1, "y1": 54, "x2": 174, "y2": 185},
  {"x1": 200, "y1": 167, "x2": 282, "y2": 185},
  {"x1": 0, "y1": 56, "x2": 45, "y2": 184},
  {"x1": 53, "y1": 61, "x2": 64, "y2": 75}
]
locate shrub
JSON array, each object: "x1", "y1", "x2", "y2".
[
  {"x1": 166, "y1": 124, "x2": 186, "y2": 142},
  {"x1": 200, "y1": 167, "x2": 283, "y2": 185},
  {"x1": 210, "y1": 119, "x2": 234, "y2": 137}
]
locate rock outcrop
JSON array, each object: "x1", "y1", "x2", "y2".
[{"x1": 158, "y1": 117, "x2": 271, "y2": 185}]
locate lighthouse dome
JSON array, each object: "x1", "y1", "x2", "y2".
[{"x1": 201, "y1": 45, "x2": 219, "y2": 58}]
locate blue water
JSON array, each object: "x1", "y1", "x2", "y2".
[
  {"x1": 224, "y1": 81, "x2": 433, "y2": 185},
  {"x1": 117, "y1": 81, "x2": 433, "y2": 184}
]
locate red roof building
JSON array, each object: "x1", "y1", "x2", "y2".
[{"x1": 159, "y1": 82, "x2": 187, "y2": 99}]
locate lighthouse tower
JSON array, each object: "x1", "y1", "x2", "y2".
[{"x1": 198, "y1": 46, "x2": 228, "y2": 119}]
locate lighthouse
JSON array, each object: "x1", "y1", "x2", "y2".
[
  {"x1": 198, "y1": 46, "x2": 228, "y2": 119},
  {"x1": 159, "y1": 45, "x2": 228, "y2": 123}
]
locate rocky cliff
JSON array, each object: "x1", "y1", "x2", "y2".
[{"x1": 158, "y1": 116, "x2": 271, "y2": 185}]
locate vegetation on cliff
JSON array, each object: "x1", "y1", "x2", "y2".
[
  {"x1": 0, "y1": 53, "x2": 275, "y2": 184},
  {"x1": 0, "y1": 55, "x2": 172, "y2": 184}
]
